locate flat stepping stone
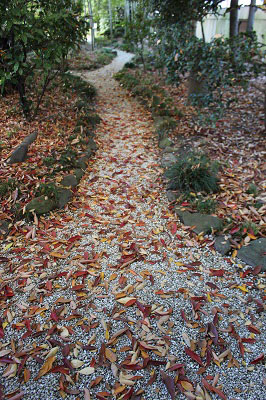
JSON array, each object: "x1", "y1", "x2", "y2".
[
  {"x1": 237, "y1": 238, "x2": 266, "y2": 271},
  {"x1": 176, "y1": 209, "x2": 223, "y2": 234},
  {"x1": 214, "y1": 235, "x2": 231, "y2": 255}
]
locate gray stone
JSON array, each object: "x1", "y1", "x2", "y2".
[
  {"x1": 166, "y1": 191, "x2": 179, "y2": 202},
  {"x1": 61, "y1": 174, "x2": 78, "y2": 188},
  {"x1": 23, "y1": 131, "x2": 38, "y2": 146},
  {"x1": 74, "y1": 169, "x2": 84, "y2": 182},
  {"x1": 7, "y1": 144, "x2": 28, "y2": 164},
  {"x1": 175, "y1": 209, "x2": 224, "y2": 234},
  {"x1": 214, "y1": 235, "x2": 231, "y2": 256},
  {"x1": 26, "y1": 196, "x2": 56, "y2": 215},
  {"x1": 56, "y1": 188, "x2": 73, "y2": 209},
  {"x1": 161, "y1": 153, "x2": 178, "y2": 169},
  {"x1": 76, "y1": 156, "x2": 88, "y2": 169},
  {"x1": 0, "y1": 220, "x2": 10, "y2": 236},
  {"x1": 237, "y1": 238, "x2": 266, "y2": 271},
  {"x1": 87, "y1": 137, "x2": 97, "y2": 151},
  {"x1": 159, "y1": 137, "x2": 173, "y2": 149}
]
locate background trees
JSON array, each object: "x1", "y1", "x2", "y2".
[{"x1": 0, "y1": 0, "x2": 89, "y2": 119}]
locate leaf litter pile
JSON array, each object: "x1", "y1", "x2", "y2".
[{"x1": 0, "y1": 52, "x2": 265, "y2": 400}]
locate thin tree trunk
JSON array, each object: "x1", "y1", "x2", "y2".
[
  {"x1": 88, "y1": 0, "x2": 95, "y2": 50},
  {"x1": 230, "y1": 0, "x2": 239, "y2": 38},
  {"x1": 108, "y1": 0, "x2": 113, "y2": 40},
  {"x1": 201, "y1": 20, "x2": 206, "y2": 42},
  {"x1": 247, "y1": 0, "x2": 257, "y2": 32}
]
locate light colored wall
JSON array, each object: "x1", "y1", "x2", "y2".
[{"x1": 196, "y1": 7, "x2": 266, "y2": 44}]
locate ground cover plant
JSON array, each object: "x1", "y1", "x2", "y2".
[
  {"x1": 0, "y1": 72, "x2": 97, "y2": 227},
  {"x1": 67, "y1": 47, "x2": 117, "y2": 71}
]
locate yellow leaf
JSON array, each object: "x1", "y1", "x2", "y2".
[
  {"x1": 180, "y1": 381, "x2": 194, "y2": 391},
  {"x1": 36, "y1": 355, "x2": 56, "y2": 379},
  {"x1": 247, "y1": 233, "x2": 256, "y2": 240},
  {"x1": 207, "y1": 293, "x2": 212, "y2": 302},
  {"x1": 237, "y1": 285, "x2": 248, "y2": 293},
  {"x1": 105, "y1": 348, "x2": 117, "y2": 363},
  {"x1": 3, "y1": 243, "x2": 12, "y2": 251},
  {"x1": 117, "y1": 297, "x2": 136, "y2": 305}
]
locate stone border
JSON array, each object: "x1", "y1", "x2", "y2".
[{"x1": 0, "y1": 75, "x2": 100, "y2": 237}]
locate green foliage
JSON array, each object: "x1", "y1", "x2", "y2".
[
  {"x1": 0, "y1": 178, "x2": 17, "y2": 197},
  {"x1": 193, "y1": 197, "x2": 217, "y2": 214},
  {"x1": 35, "y1": 182, "x2": 60, "y2": 201},
  {"x1": 124, "y1": 0, "x2": 152, "y2": 70},
  {"x1": 165, "y1": 152, "x2": 219, "y2": 193},
  {"x1": 43, "y1": 157, "x2": 56, "y2": 167},
  {"x1": 58, "y1": 147, "x2": 78, "y2": 169},
  {"x1": 149, "y1": 0, "x2": 222, "y2": 25},
  {"x1": 0, "y1": 0, "x2": 89, "y2": 119},
  {"x1": 240, "y1": 221, "x2": 259, "y2": 236},
  {"x1": 154, "y1": 25, "x2": 264, "y2": 121},
  {"x1": 246, "y1": 183, "x2": 259, "y2": 196},
  {"x1": 62, "y1": 74, "x2": 97, "y2": 100}
]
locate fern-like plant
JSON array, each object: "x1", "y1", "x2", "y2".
[{"x1": 165, "y1": 152, "x2": 219, "y2": 193}]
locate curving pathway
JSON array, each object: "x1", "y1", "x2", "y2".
[{"x1": 0, "y1": 51, "x2": 265, "y2": 400}]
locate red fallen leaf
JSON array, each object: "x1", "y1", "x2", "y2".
[
  {"x1": 185, "y1": 347, "x2": 204, "y2": 366},
  {"x1": 206, "y1": 282, "x2": 219, "y2": 289},
  {"x1": 68, "y1": 235, "x2": 81, "y2": 243},
  {"x1": 239, "y1": 340, "x2": 245, "y2": 357},
  {"x1": 252, "y1": 265, "x2": 262, "y2": 275},
  {"x1": 241, "y1": 338, "x2": 256, "y2": 344},
  {"x1": 210, "y1": 269, "x2": 225, "y2": 277},
  {"x1": 248, "y1": 325, "x2": 261, "y2": 334},
  {"x1": 136, "y1": 301, "x2": 151, "y2": 318},
  {"x1": 160, "y1": 370, "x2": 175, "y2": 400},
  {"x1": 45, "y1": 280, "x2": 52, "y2": 291},
  {"x1": 50, "y1": 366, "x2": 69, "y2": 374},
  {"x1": 124, "y1": 298, "x2": 137, "y2": 307},
  {"x1": 72, "y1": 284, "x2": 85, "y2": 291},
  {"x1": 50, "y1": 311, "x2": 59, "y2": 322},
  {"x1": 147, "y1": 371, "x2": 157, "y2": 386},
  {"x1": 119, "y1": 388, "x2": 134, "y2": 400},
  {"x1": 169, "y1": 222, "x2": 177, "y2": 235},
  {"x1": 168, "y1": 363, "x2": 185, "y2": 372},
  {"x1": 180, "y1": 309, "x2": 188, "y2": 322},
  {"x1": 250, "y1": 353, "x2": 264, "y2": 364},
  {"x1": 122, "y1": 363, "x2": 143, "y2": 370},
  {"x1": 202, "y1": 378, "x2": 227, "y2": 400},
  {"x1": 230, "y1": 226, "x2": 240, "y2": 235},
  {"x1": 96, "y1": 391, "x2": 112, "y2": 399},
  {"x1": 90, "y1": 376, "x2": 103, "y2": 388}
]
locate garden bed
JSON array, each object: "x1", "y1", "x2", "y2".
[
  {"x1": 0, "y1": 73, "x2": 100, "y2": 237},
  {"x1": 115, "y1": 65, "x2": 266, "y2": 254}
]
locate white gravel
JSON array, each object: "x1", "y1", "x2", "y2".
[{"x1": 0, "y1": 50, "x2": 265, "y2": 400}]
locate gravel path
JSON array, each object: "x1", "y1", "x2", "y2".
[{"x1": 0, "y1": 51, "x2": 265, "y2": 400}]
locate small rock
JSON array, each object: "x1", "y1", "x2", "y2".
[
  {"x1": 26, "y1": 196, "x2": 56, "y2": 215},
  {"x1": 237, "y1": 238, "x2": 266, "y2": 272},
  {"x1": 74, "y1": 169, "x2": 84, "y2": 182},
  {"x1": 7, "y1": 144, "x2": 28, "y2": 164},
  {"x1": 0, "y1": 220, "x2": 10, "y2": 236},
  {"x1": 214, "y1": 235, "x2": 231, "y2": 255},
  {"x1": 161, "y1": 153, "x2": 177, "y2": 168},
  {"x1": 61, "y1": 174, "x2": 78, "y2": 188},
  {"x1": 87, "y1": 137, "x2": 97, "y2": 151},
  {"x1": 56, "y1": 188, "x2": 73, "y2": 209},
  {"x1": 175, "y1": 209, "x2": 223, "y2": 234},
  {"x1": 159, "y1": 137, "x2": 173, "y2": 149},
  {"x1": 166, "y1": 191, "x2": 179, "y2": 202}
]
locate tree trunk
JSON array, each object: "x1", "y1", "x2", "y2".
[
  {"x1": 247, "y1": 0, "x2": 257, "y2": 32},
  {"x1": 230, "y1": 0, "x2": 239, "y2": 38},
  {"x1": 108, "y1": 0, "x2": 113, "y2": 40},
  {"x1": 87, "y1": 0, "x2": 95, "y2": 50}
]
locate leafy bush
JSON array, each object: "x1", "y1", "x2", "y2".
[
  {"x1": 0, "y1": 0, "x2": 89, "y2": 119},
  {"x1": 194, "y1": 197, "x2": 217, "y2": 214},
  {"x1": 165, "y1": 152, "x2": 219, "y2": 193},
  {"x1": 35, "y1": 183, "x2": 60, "y2": 201},
  {"x1": 246, "y1": 183, "x2": 259, "y2": 196},
  {"x1": 0, "y1": 178, "x2": 17, "y2": 197}
]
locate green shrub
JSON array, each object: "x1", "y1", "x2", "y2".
[
  {"x1": 43, "y1": 157, "x2": 56, "y2": 167},
  {"x1": 246, "y1": 183, "x2": 259, "y2": 196},
  {"x1": 35, "y1": 182, "x2": 60, "y2": 201},
  {"x1": 0, "y1": 178, "x2": 17, "y2": 197},
  {"x1": 194, "y1": 197, "x2": 217, "y2": 214},
  {"x1": 165, "y1": 152, "x2": 219, "y2": 193}
]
